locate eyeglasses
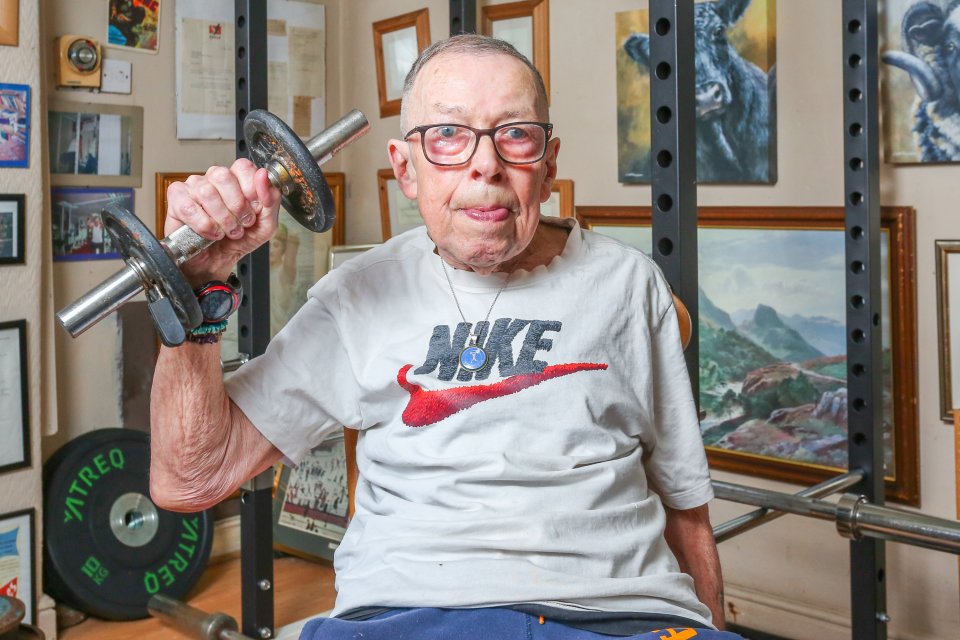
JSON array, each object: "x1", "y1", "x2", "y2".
[{"x1": 404, "y1": 122, "x2": 553, "y2": 166}]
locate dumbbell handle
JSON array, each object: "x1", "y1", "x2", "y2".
[
  {"x1": 148, "y1": 594, "x2": 252, "y2": 640},
  {"x1": 56, "y1": 110, "x2": 369, "y2": 338}
]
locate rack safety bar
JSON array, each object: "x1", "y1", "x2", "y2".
[
  {"x1": 713, "y1": 481, "x2": 960, "y2": 555},
  {"x1": 713, "y1": 471, "x2": 864, "y2": 543}
]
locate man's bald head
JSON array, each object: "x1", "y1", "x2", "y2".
[{"x1": 399, "y1": 34, "x2": 549, "y2": 132}]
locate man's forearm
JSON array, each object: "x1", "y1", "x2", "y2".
[
  {"x1": 149, "y1": 343, "x2": 278, "y2": 511},
  {"x1": 664, "y1": 503, "x2": 726, "y2": 630}
]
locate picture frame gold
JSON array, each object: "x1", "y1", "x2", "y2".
[
  {"x1": 575, "y1": 205, "x2": 919, "y2": 505},
  {"x1": 0, "y1": 0, "x2": 18, "y2": 47},
  {"x1": 372, "y1": 9, "x2": 431, "y2": 118},
  {"x1": 481, "y1": 0, "x2": 550, "y2": 103},
  {"x1": 377, "y1": 168, "x2": 422, "y2": 240},
  {"x1": 936, "y1": 240, "x2": 960, "y2": 422},
  {"x1": 155, "y1": 172, "x2": 201, "y2": 235},
  {"x1": 541, "y1": 178, "x2": 573, "y2": 218}
]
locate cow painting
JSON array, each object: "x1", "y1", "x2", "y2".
[
  {"x1": 882, "y1": 0, "x2": 960, "y2": 163},
  {"x1": 615, "y1": 0, "x2": 777, "y2": 184}
]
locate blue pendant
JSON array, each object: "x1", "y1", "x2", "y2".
[{"x1": 460, "y1": 346, "x2": 487, "y2": 371}]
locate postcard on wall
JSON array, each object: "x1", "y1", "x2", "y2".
[
  {"x1": 107, "y1": 0, "x2": 161, "y2": 53},
  {"x1": 0, "y1": 84, "x2": 29, "y2": 169},
  {"x1": 50, "y1": 187, "x2": 133, "y2": 261}
]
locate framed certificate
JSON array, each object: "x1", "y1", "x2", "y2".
[{"x1": 0, "y1": 320, "x2": 28, "y2": 474}]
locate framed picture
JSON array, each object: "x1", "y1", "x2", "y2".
[
  {"x1": 272, "y1": 432, "x2": 350, "y2": 562},
  {"x1": 0, "y1": 320, "x2": 28, "y2": 475},
  {"x1": 107, "y1": 0, "x2": 161, "y2": 54},
  {"x1": 325, "y1": 172, "x2": 346, "y2": 247},
  {"x1": 540, "y1": 179, "x2": 573, "y2": 218},
  {"x1": 329, "y1": 244, "x2": 379, "y2": 271},
  {"x1": 0, "y1": 0, "x2": 18, "y2": 46},
  {"x1": 481, "y1": 0, "x2": 550, "y2": 103},
  {"x1": 0, "y1": 194, "x2": 24, "y2": 264},
  {"x1": 936, "y1": 241, "x2": 960, "y2": 422},
  {"x1": 575, "y1": 205, "x2": 919, "y2": 505},
  {"x1": 0, "y1": 83, "x2": 29, "y2": 168},
  {"x1": 154, "y1": 172, "x2": 202, "y2": 235},
  {"x1": 0, "y1": 509, "x2": 34, "y2": 624},
  {"x1": 372, "y1": 9, "x2": 430, "y2": 118},
  {"x1": 615, "y1": 0, "x2": 777, "y2": 184},
  {"x1": 48, "y1": 101, "x2": 143, "y2": 187},
  {"x1": 51, "y1": 187, "x2": 133, "y2": 261},
  {"x1": 377, "y1": 168, "x2": 422, "y2": 240}
]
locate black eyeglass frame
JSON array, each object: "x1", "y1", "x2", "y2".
[{"x1": 403, "y1": 121, "x2": 554, "y2": 166}]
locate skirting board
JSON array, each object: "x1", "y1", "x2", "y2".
[
  {"x1": 211, "y1": 515, "x2": 242, "y2": 561},
  {"x1": 725, "y1": 583, "x2": 930, "y2": 640}
]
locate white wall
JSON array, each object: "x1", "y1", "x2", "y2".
[{"x1": 332, "y1": 1, "x2": 960, "y2": 638}]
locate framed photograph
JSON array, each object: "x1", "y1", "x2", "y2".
[
  {"x1": 937, "y1": 241, "x2": 960, "y2": 421},
  {"x1": 272, "y1": 432, "x2": 350, "y2": 562},
  {"x1": 377, "y1": 168, "x2": 422, "y2": 240},
  {"x1": 0, "y1": 320, "x2": 28, "y2": 475},
  {"x1": 0, "y1": 83, "x2": 29, "y2": 168},
  {"x1": 329, "y1": 244, "x2": 379, "y2": 271},
  {"x1": 540, "y1": 179, "x2": 573, "y2": 218},
  {"x1": 0, "y1": 194, "x2": 24, "y2": 264},
  {"x1": 481, "y1": 0, "x2": 550, "y2": 103},
  {"x1": 372, "y1": 9, "x2": 430, "y2": 118},
  {"x1": 576, "y1": 205, "x2": 919, "y2": 505},
  {"x1": 0, "y1": 509, "x2": 34, "y2": 624},
  {"x1": 48, "y1": 101, "x2": 143, "y2": 187},
  {"x1": 0, "y1": 0, "x2": 18, "y2": 46},
  {"x1": 51, "y1": 187, "x2": 133, "y2": 261},
  {"x1": 107, "y1": 0, "x2": 161, "y2": 53},
  {"x1": 615, "y1": 0, "x2": 777, "y2": 184}
]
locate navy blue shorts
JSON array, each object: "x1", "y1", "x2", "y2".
[{"x1": 299, "y1": 607, "x2": 746, "y2": 639}]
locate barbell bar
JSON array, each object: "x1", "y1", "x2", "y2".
[{"x1": 56, "y1": 109, "x2": 369, "y2": 346}]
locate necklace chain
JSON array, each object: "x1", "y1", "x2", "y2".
[{"x1": 440, "y1": 257, "x2": 511, "y2": 346}]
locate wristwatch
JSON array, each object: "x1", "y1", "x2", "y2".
[{"x1": 194, "y1": 273, "x2": 242, "y2": 324}]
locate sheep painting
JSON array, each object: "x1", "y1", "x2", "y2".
[
  {"x1": 882, "y1": 0, "x2": 960, "y2": 163},
  {"x1": 615, "y1": 0, "x2": 777, "y2": 184}
]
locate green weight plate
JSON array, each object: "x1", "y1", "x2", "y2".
[
  {"x1": 244, "y1": 109, "x2": 337, "y2": 233},
  {"x1": 100, "y1": 205, "x2": 203, "y2": 331},
  {"x1": 43, "y1": 429, "x2": 213, "y2": 621}
]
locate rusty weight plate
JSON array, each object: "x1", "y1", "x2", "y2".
[{"x1": 244, "y1": 110, "x2": 337, "y2": 233}]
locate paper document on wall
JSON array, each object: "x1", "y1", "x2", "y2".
[
  {"x1": 0, "y1": 329, "x2": 23, "y2": 468},
  {"x1": 175, "y1": 0, "x2": 325, "y2": 140}
]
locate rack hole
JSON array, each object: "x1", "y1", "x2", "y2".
[
  {"x1": 852, "y1": 399, "x2": 866, "y2": 412},
  {"x1": 852, "y1": 363, "x2": 865, "y2": 377},
  {"x1": 656, "y1": 150, "x2": 673, "y2": 168},
  {"x1": 237, "y1": 139, "x2": 247, "y2": 153},
  {"x1": 238, "y1": 108, "x2": 247, "y2": 120},
  {"x1": 851, "y1": 294, "x2": 864, "y2": 308},
  {"x1": 850, "y1": 226, "x2": 863, "y2": 239},
  {"x1": 849, "y1": 123, "x2": 863, "y2": 137},
  {"x1": 237, "y1": 15, "x2": 246, "y2": 28},
  {"x1": 656, "y1": 106, "x2": 672, "y2": 124},
  {"x1": 240, "y1": 325, "x2": 249, "y2": 338},
  {"x1": 655, "y1": 62, "x2": 672, "y2": 80},
  {"x1": 657, "y1": 194, "x2": 673, "y2": 212},
  {"x1": 873, "y1": 312, "x2": 880, "y2": 327},
  {"x1": 852, "y1": 432, "x2": 866, "y2": 445},
  {"x1": 655, "y1": 18, "x2": 671, "y2": 35},
  {"x1": 239, "y1": 263, "x2": 248, "y2": 275},
  {"x1": 849, "y1": 157, "x2": 863, "y2": 171},
  {"x1": 851, "y1": 328, "x2": 865, "y2": 343},
  {"x1": 848, "y1": 19, "x2": 861, "y2": 33},
  {"x1": 238, "y1": 46, "x2": 246, "y2": 59},
  {"x1": 657, "y1": 237, "x2": 674, "y2": 256},
  {"x1": 851, "y1": 260, "x2": 864, "y2": 274},
  {"x1": 849, "y1": 54, "x2": 861, "y2": 68},
  {"x1": 849, "y1": 88, "x2": 862, "y2": 102},
  {"x1": 238, "y1": 77, "x2": 246, "y2": 90},
  {"x1": 850, "y1": 191, "x2": 863, "y2": 205}
]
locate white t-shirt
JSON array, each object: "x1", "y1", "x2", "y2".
[{"x1": 225, "y1": 217, "x2": 715, "y2": 626}]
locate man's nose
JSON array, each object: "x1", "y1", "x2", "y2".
[{"x1": 469, "y1": 134, "x2": 504, "y2": 179}]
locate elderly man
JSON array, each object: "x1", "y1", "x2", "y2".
[{"x1": 152, "y1": 34, "x2": 738, "y2": 640}]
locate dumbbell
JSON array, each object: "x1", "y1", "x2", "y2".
[{"x1": 56, "y1": 109, "x2": 369, "y2": 347}]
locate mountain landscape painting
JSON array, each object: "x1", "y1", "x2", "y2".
[{"x1": 576, "y1": 206, "x2": 918, "y2": 503}]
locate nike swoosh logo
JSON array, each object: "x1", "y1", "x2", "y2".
[{"x1": 398, "y1": 362, "x2": 608, "y2": 427}]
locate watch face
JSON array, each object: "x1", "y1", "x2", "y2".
[{"x1": 198, "y1": 287, "x2": 235, "y2": 323}]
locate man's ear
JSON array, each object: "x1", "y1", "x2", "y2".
[
  {"x1": 388, "y1": 139, "x2": 418, "y2": 200},
  {"x1": 539, "y1": 137, "x2": 561, "y2": 203}
]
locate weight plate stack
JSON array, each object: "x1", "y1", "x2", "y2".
[{"x1": 43, "y1": 429, "x2": 213, "y2": 620}]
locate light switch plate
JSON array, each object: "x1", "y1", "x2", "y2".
[{"x1": 101, "y1": 58, "x2": 132, "y2": 94}]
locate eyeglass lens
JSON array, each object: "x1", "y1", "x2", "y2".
[{"x1": 422, "y1": 124, "x2": 547, "y2": 165}]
